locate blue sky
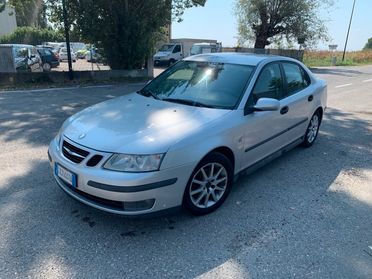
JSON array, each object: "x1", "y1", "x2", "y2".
[{"x1": 172, "y1": 0, "x2": 371, "y2": 51}]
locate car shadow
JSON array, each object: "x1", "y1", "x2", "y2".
[{"x1": 1, "y1": 96, "x2": 372, "y2": 277}]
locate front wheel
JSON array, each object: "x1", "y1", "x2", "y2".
[
  {"x1": 302, "y1": 111, "x2": 321, "y2": 147},
  {"x1": 183, "y1": 152, "x2": 233, "y2": 215},
  {"x1": 168, "y1": 59, "x2": 176, "y2": 67},
  {"x1": 43, "y1": 62, "x2": 51, "y2": 72}
]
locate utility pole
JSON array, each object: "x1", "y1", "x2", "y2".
[
  {"x1": 342, "y1": 0, "x2": 356, "y2": 62},
  {"x1": 62, "y1": 0, "x2": 73, "y2": 80}
]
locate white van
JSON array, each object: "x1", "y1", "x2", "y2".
[{"x1": 0, "y1": 44, "x2": 43, "y2": 72}]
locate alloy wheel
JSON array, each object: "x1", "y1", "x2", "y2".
[
  {"x1": 307, "y1": 114, "x2": 319, "y2": 143},
  {"x1": 189, "y1": 162, "x2": 228, "y2": 209}
]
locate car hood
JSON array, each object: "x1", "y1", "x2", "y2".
[{"x1": 62, "y1": 93, "x2": 230, "y2": 154}]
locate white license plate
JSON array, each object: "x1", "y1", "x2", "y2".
[{"x1": 55, "y1": 164, "x2": 77, "y2": 187}]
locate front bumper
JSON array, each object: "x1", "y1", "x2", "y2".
[{"x1": 48, "y1": 137, "x2": 195, "y2": 216}]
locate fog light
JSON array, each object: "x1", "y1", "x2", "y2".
[{"x1": 123, "y1": 199, "x2": 155, "y2": 212}]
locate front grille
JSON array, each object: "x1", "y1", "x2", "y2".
[
  {"x1": 74, "y1": 187, "x2": 125, "y2": 209},
  {"x1": 62, "y1": 140, "x2": 89, "y2": 164}
]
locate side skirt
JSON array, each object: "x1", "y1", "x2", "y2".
[{"x1": 234, "y1": 137, "x2": 304, "y2": 182}]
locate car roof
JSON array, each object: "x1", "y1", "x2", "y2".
[
  {"x1": 184, "y1": 52, "x2": 297, "y2": 66},
  {"x1": 0, "y1": 44, "x2": 34, "y2": 48}
]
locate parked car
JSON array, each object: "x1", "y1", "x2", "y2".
[
  {"x1": 154, "y1": 39, "x2": 218, "y2": 66},
  {"x1": 60, "y1": 42, "x2": 86, "y2": 53},
  {"x1": 36, "y1": 47, "x2": 60, "y2": 71},
  {"x1": 85, "y1": 48, "x2": 105, "y2": 63},
  {"x1": 0, "y1": 44, "x2": 43, "y2": 72},
  {"x1": 59, "y1": 47, "x2": 77, "y2": 62},
  {"x1": 48, "y1": 53, "x2": 327, "y2": 216},
  {"x1": 76, "y1": 49, "x2": 88, "y2": 59}
]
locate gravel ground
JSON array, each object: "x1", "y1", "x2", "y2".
[{"x1": 0, "y1": 65, "x2": 371, "y2": 279}]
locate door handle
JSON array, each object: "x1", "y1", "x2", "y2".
[
  {"x1": 280, "y1": 106, "x2": 289, "y2": 115},
  {"x1": 308, "y1": 95, "x2": 314, "y2": 102}
]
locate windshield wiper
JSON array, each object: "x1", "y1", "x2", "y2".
[
  {"x1": 137, "y1": 88, "x2": 160, "y2": 100},
  {"x1": 162, "y1": 98, "x2": 215, "y2": 108}
]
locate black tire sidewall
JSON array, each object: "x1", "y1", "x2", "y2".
[
  {"x1": 43, "y1": 63, "x2": 51, "y2": 72},
  {"x1": 183, "y1": 152, "x2": 234, "y2": 215}
]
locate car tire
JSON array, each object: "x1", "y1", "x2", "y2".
[
  {"x1": 183, "y1": 152, "x2": 233, "y2": 215},
  {"x1": 42, "y1": 63, "x2": 51, "y2": 72},
  {"x1": 302, "y1": 110, "x2": 321, "y2": 147},
  {"x1": 168, "y1": 59, "x2": 176, "y2": 66}
]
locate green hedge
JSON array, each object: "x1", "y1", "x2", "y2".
[{"x1": 0, "y1": 27, "x2": 63, "y2": 45}]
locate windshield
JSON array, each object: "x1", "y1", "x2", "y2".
[
  {"x1": 159, "y1": 44, "x2": 174, "y2": 52},
  {"x1": 140, "y1": 61, "x2": 255, "y2": 109}
]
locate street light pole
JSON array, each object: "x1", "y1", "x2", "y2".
[
  {"x1": 342, "y1": 0, "x2": 356, "y2": 62},
  {"x1": 62, "y1": 0, "x2": 73, "y2": 80}
]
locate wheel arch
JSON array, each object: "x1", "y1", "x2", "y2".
[{"x1": 314, "y1": 106, "x2": 324, "y2": 123}]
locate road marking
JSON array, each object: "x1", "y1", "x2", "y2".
[
  {"x1": 362, "y1": 79, "x2": 372, "y2": 83},
  {"x1": 335, "y1": 83, "x2": 352, "y2": 88},
  {"x1": 0, "y1": 84, "x2": 114, "y2": 94}
]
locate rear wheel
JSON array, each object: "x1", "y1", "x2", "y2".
[
  {"x1": 183, "y1": 152, "x2": 233, "y2": 215},
  {"x1": 302, "y1": 111, "x2": 321, "y2": 147}
]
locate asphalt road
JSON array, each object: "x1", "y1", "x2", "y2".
[{"x1": 0, "y1": 66, "x2": 371, "y2": 278}]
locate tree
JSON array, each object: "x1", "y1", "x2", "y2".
[
  {"x1": 0, "y1": 26, "x2": 63, "y2": 45},
  {"x1": 46, "y1": 0, "x2": 206, "y2": 69},
  {"x1": 6, "y1": 0, "x2": 47, "y2": 27},
  {"x1": 0, "y1": 0, "x2": 5, "y2": 13},
  {"x1": 235, "y1": 0, "x2": 332, "y2": 48},
  {"x1": 363, "y1": 38, "x2": 372, "y2": 50},
  {"x1": 173, "y1": 0, "x2": 206, "y2": 22}
]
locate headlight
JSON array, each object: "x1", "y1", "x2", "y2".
[
  {"x1": 55, "y1": 130, "x2": 62, "y2": 150},
  {"x1": 104, "y1": 153, "x2": 165, "y2": 172}
]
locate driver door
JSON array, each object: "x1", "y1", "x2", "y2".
[{"x1": 241, "y1": 62, "x2": 288, "y2": 170}]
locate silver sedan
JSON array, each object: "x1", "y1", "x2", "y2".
[{"x1": 48, "y1": 53, "x2": 327, "y2": 216}]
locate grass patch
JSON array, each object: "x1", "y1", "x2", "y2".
[{"x1": 303, "y1": 50, "x2": 372, "y2": 67}]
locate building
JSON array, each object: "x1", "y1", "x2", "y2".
[{"x1": 0, "y1": 5, "x2": 17, "y2": 37}]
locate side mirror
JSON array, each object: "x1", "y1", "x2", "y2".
[{"x1": 254, "y1": 98, "x2": 280, "y2": 112}]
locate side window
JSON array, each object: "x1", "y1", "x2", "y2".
[
  {"x1": 251, "y1": 63, "x2": 283, "y2": 104},
  {"x1": 173, "y1": 45, "x2": 181, "y2": 53},
  {"x1": 282, "y1": 62, "x2": 310, "y2": 96},
  {"x1": 14, "y1": 47, "x2": 28, "y2": 59},
  {"x1": 301, "y1": 67, "x2": 311, "y2": 87}
]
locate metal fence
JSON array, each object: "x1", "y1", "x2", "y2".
[
  {"x1": 0, "y1": 44, "x2": 154, "y2": 86},
  {"x1": 222, "y1": 47, "x2": 305, "y2": 62}
]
